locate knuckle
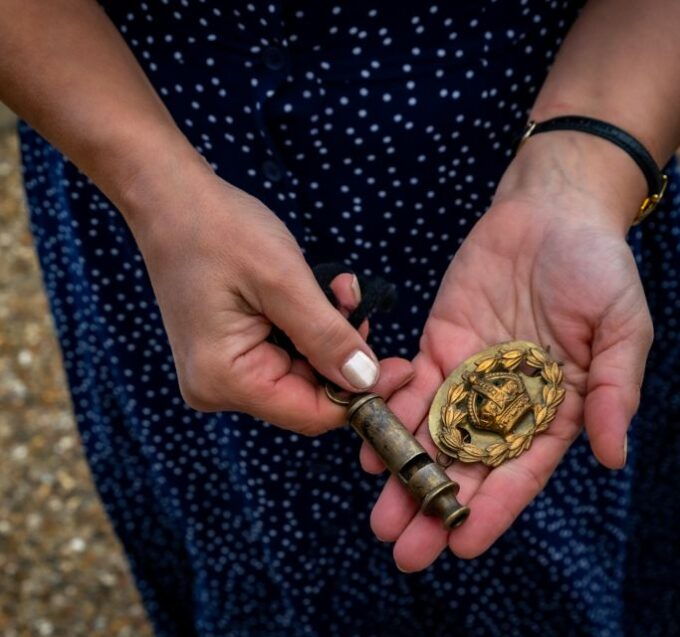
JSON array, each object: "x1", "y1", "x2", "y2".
[
  {"x1": 254, "y1": 265, "x2": 285, "y2": 291},
  {"x1": 305, "y1": 314, "x2": 352, "y2": 355},
  {"x1": 254, "y1": 259, "x2": 300, "y2": 292}
]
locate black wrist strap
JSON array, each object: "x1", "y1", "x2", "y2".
[{"x1": 519, "y1": 115, "x2": 667, "y2": 225}]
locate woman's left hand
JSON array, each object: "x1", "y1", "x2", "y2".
[{"x1": 361, "y1": 132, "x2": 654, "y2": 571}]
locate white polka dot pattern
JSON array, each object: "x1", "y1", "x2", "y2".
[{"x1": 19, "y1": 1, "x2": 680, "y2": 635}]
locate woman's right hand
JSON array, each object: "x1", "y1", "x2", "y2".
[
  {"x1": 0, "y1": 0, "x2": 413, "y2": 434},
  {"x1": 125, "y1": 163, "x2": 414, "y2": 434}
]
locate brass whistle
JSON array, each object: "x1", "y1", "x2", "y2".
[{"x1": 342, "y1": 392, "x2": 470, "y2": 529}]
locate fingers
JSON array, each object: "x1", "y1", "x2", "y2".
[
  {"x1": 329, "y1": 272, "x2": 361, "y2": 313},
  {"x1": 329, "y1": 272, "x2": 413, "y2": 401},
  {"x1": 258, "y1": 260, "x2": 381, "y2": 393},
  {"x1": 393, "y1": 506, "x2": 449, "y2": 572},
  {"x1": 371, "y1": 417, "x2": 487, "y2": 571},
  {"x1": 449, "y1": 409, "x2": 580, "y2": 559},
  {"x1": 370, "y1": 357, "x2": 415, "y2": 402},
  {"x1": 372, "y1": 457, "x2": 486, "y2": 543},
  {"x1": 330, "y1": 272, "x2": 369, "y2": 339},
  {"x1": 370, "y1": 474, "x2": 420, "y2": 542},
  {"x1": 392, "y1": 464, "x2": 487, "y2": 571},
  {"x1": 360, "y1": 353, "x2": 444, "y2": 474},
  {"x1": 372, "y1": 389, "x2": 582, "y2": 569},
  {"x1": 369, "y1": 410, "x2": 470, "y2": 538},
  {"x1": 179, "y1": 266, "x2": 412, "y2": 434},
  {"x1": 226, "y1": 353, "x2": 413, "y2": 435},
  {"x1": 359, "y1": 439, "x2": 385, "y2": 474},
  {"x1": 180, "y1": 336, "x2": 347, "y2": 432},
  {"x1": 361, "y1": 330, "x2": 488, "y2": 474},
  {"x1": 584, "y1": 312, "x2": 653, "y2": 469},
  {"x1": 227, "y1": 266, "x2": 410, "y2": 433}
]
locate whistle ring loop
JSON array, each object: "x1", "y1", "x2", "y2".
[{"x1": 324, "y1": 383, "x2": 352, "y2": 406}]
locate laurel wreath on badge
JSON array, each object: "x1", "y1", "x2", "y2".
[{"x1": 434, "y1": 344, "x2": 566, "y2": 468}]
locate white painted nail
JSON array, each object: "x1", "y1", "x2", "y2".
[
  {"x1": 341, "y1": 350, "x2": 379, "y2": 390},
  {"x1": 350, "y1": 274, "x2": 362, "y2": 305}
]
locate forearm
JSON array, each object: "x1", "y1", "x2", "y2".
[
  {"x1": 532, "y1": 0, "x2": 680, "y2": 164},
  {"x1": 0, "y1": 0, "x2": 206, "y2": 227},
  {"x1": 503, "y1": 0, "x2": 680, "y2": 231}
]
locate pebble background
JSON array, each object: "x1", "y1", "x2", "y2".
[{"x1": 0, "y1": 109, "x2": 153, "y2": 637}]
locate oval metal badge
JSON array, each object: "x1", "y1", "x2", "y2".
[{"x1": 429, "y1": 341, "x2": 566, "y2": 467}]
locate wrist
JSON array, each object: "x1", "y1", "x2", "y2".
[
  {"x1": 106, "y1": 128, "x2": 216, "y2": 241},
  {"x1": 529, "y1": 99, "x2": 668, "y2": 166},
  {"x1": 494, "y1": 129, "x2": 647, "y2": 235}
]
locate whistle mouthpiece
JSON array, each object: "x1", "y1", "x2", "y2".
[{"x1": 347, "y1": 394, "x2": 469, "y2": 529}]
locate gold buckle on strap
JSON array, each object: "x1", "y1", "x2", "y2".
[{"x1": 634, "y1": 173, "x2": 668, "y2": 225}]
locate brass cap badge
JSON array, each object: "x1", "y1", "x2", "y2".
[{"x1": 429, "y1": 341, "x2": 566, "y2": 467}]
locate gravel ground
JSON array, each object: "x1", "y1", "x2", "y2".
[{"x1": 0, "y1": 124, "x2": 154, "y2": 636}]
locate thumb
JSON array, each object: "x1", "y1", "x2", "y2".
[
  {"x1": 258, "y1": 261, "x2": 381, "y2": 392},
  {"x1": 584, "y1": 315, "x2": 653, "y2": 469}
]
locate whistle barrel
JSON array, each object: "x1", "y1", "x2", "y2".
[{"x1": 347, "y1": 393, "x2": 469, "y2": 529}]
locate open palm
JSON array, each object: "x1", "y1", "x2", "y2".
[{"x1": 362, "y1": 198, "x2": 653, "y2": 571}]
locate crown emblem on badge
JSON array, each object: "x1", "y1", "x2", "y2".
[{"x1": 462, "y1": 370, "x2": 532, "y2": 438}]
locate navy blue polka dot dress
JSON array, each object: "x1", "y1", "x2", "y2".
[{"x1": 19, "y1": 2, "x2": 680, "y2": 636}]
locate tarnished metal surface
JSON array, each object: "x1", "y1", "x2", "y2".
[
  {"x1": 348, "y1": 394, "x2": 469, "y2": 529},
  {"x1": 429, "y1": 341, "x2": 566, "y2": 467}
]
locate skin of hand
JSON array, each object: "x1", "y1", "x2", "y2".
[
  {"x1": 126, "y1": 160, "x2": 415, "y2": 434},
  {"x1": 361, "y1": 131, "x2": 655, "y2": 570}
]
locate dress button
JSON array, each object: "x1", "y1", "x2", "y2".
[
  {"x1": 262, "y1": 160, "x2": 283, "y2": 182},
  {"x1": 262, "y1": 46, "x2": 286, "y2": 71}
]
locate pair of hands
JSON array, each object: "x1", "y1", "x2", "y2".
[{"x1": 132, "y1": 132, "x2": 652, "y2": 572}]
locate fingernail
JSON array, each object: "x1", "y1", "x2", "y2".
[
  {"x1": 342, "y1": 350, "x2": 379, "y2": 390},
  {"x1": 350, "y1": 274, "x2": 361, "y2": 305},
  {"x1": 622, "y1": 435, "x2": 628, "y2": 467}
]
